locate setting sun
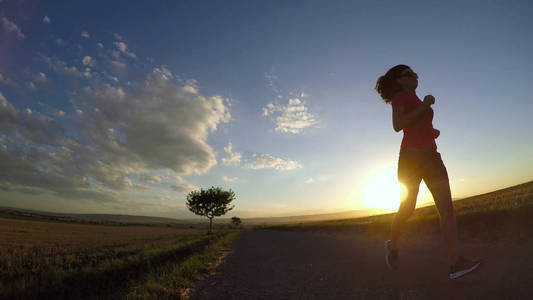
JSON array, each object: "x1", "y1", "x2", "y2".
[
  {"x1": 361, "y1": 168, "x2": 435, "y2": 212},
  {"x1": 362, "y1": 168, "x2": 404, "y2": 212}
]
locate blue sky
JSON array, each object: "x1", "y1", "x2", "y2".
[{"x1": 1, "y1": 0, "x2": 532, "y2": 218}]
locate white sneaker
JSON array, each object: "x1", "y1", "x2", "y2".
[{"x1": 449, "y1": 256, "x2": 482, "y2": 279}]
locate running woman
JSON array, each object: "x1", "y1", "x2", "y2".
[{"x1": 374, "y1": 64, "x2": 482, "y2": 279}]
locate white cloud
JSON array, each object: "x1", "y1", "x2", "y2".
[
  {"x1": 43, "y1": 16, "x2": 51, "y2": 23},
  {"x1": 137, "y1": 173, "x2": 167, "y2": 184},
  {"x1": 81, "y1": 31, "x2": 90, "y2": 39},
  {"x1": 79, "y1": 70, "x2": 231, "y2": 175},
  {"x1": 42, "y1": 56, "x2": 83, "y2": 77},
  {"x1": 54, "y1": 110, "x2": 65, "y2": 117},
  {"x1": 263, "y1": 98, "x2": 318, "y2": 134},
  {"x1": 304, "y1": 175, "x2": 331, "y2": 184},
  {"x1": 153, "y1": 66, "x2": 173, "y2": 80},
  {"x1": 0, "y1": 52, "x2": 232, "y2": 203},
  {"x1": 222, "y1": 176, "x2": 238, "y2": 182},
  {"x1": 56, "y1": 38, "x2": 64, "y2": 45},
  {"x1": 27, "y1": 72, "x2": 47, "y2": 90},
  {"x1": 183, "y1": 85, "x2": 197, "y2": 94},
  {"x1": 113, "y1": 41, "x2": 136, "y2": 59},
  {"x1": 184, "y1": 79, "x2": 198, "y2": 93},
  {"x1": 221, "y1": 142, "x2": 241, "y2": 166},
  {"x1": 0, "y1": 92, "x2": 7, "y2": 104},
  {"x1": 35, "y1": 72, "x2": 47, "y2": 82},
  {"x1": 82, "y1": 56, "x2": 95, "y2": 67},
  {"x1": 0, "y1": 69, "x2": 231, "y2": 203},
  {"x1": 113, "y1": 33, "x2": 123, "y2": 40},
  {"x1": 2, "y1": 16, "x2": 25, "y2": 39},
  {"x1": 171, "y1": 176, "x2": 197, "y2": 193},
  {"x1": 247, "y1": 154, "x2": 301, "y2": 171},
  {"x1": 83, "y1": 68, "x2": 92, "y2": 78},
  {"x1": 97, "y1": 42, "x2": 104, "y2": 48}
]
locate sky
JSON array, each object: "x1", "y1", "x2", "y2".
[{"x1": 1, "y1": 0, "x2": 532, "y2": 219}]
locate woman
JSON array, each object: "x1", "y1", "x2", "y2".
[{"x1": 374, "y1": 64, "x2": 481, "y2": 279}]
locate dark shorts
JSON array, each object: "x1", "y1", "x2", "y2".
[{"x1": 397, "y1": 148, "x2": 449, "y2": 187}]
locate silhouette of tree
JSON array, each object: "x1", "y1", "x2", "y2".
[
  {"x1": 186, "y1": 187, "x2": 235, "y2": 234},
  {"x1": 231, "y1": 216, "x2": 242, "y2": 228}
]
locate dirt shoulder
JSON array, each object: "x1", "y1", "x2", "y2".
[{"x1": 191, "y1": 229, "x2": 532, "y2": 299}]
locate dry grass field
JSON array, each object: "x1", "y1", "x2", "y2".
[
  {"x1": 0, "y1": 217, "x2": 202, "y2": 253},
  {"x1": 0, "y1": 217, "x2": 240, "y2": 299}
]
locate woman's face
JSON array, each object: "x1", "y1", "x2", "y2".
[{"x1": 396, "y1": 68, "x2": 418, "y2": 91}]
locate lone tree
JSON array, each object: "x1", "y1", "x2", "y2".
[
  {"x1": 186, "y1": 186, "x2": 235, "y2": 234},
  {"x1": 231, "y1": 216, "x2": 242, "y2": 228}
]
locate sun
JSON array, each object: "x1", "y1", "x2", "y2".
[{"x1": 361, "y1": 168, "x2": 405, "y2": 212}]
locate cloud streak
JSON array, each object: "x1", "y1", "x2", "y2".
[
  {"x1": 247, "y1": 154, "x2": 301, "y2": 171},
  {"x1": 222, "y1": 176, "x2": 238, "y2": 182},
  {"x1": 263, "y1": 98, "x2": 318, "y2": 134},
  {"x1": 221, "y1": 142, "x2": 241, "y2": 166},
  {"x1": 113, "y1": 41, "x2": 136, "y2": 59},
  {"x1": 42, "y1": 56, "x2": 83, "y2": 77},
  {"x1": 2, "y1": 16, "x2": 25, "y2": 39},
  {"x1": 171, "y1": 176, "x2": 198, "y2": 193}
]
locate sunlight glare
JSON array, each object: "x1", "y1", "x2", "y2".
[{"x1": 362, "y1": 168, "x2": 405, "y2": 212}]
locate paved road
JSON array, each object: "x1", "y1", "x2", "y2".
[{"x1": 191, "y1": 229, "x2": 531, "y2": 299}]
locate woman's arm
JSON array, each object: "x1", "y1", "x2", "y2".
[{"x1": 392, "y1": 95, "x2": 435, "y2": 132}]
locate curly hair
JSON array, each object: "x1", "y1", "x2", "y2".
[{"x1": 374, "y1": 64, "x2": 411, "y2": 104}]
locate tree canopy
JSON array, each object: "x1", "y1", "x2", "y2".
[{"x1": 186, "y1": 186, "x2": 235, "y2": 233}]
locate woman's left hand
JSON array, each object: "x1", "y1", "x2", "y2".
[{"x1": 433, "y1": 129, "x2": 440, "y2": 139}]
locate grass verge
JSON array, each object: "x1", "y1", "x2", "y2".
[
  {"x1": 1, "y1": 230, "x2": 241, "y2": 299},
  {"x1": 124, "y1": 230, "x2": 242, "y2": 299}
]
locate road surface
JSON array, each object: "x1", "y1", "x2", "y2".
[{"x1": 191, "y1": 229, "x2": 531, "y2": 299}]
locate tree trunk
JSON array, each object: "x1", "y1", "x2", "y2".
[{"x1": 209, "y1": 217, "x2": 213, "y2": 234}]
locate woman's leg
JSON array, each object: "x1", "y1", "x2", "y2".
[
  {"x1": 424, "y1": 165, "x2": 461, "y2": 266},
  {"x1": 389, "y1": 183, "x2": 420, "y2": 250}
]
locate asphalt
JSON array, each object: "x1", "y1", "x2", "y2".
[{"x1": 190, "y1": 229, "x2": 532, "y2": 299}]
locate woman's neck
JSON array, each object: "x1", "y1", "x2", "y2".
[{"x1": 401, "y1": 88, "x2": 416, "y2": 95}]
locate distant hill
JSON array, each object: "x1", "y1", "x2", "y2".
[
  {"x1": 0, "y1": 205, "x2": 383, "y2": 226},
  {"x1": 240, "y1": 208, "x2": 385, "y2": 225},
  {"x1": 0, "y1": 207, "x2": 202, "y2": 227},
  {"x1": 419, "y1": 179, "x2": 533, "y2": 216}
]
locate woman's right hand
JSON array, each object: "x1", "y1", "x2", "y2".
[{"x1": 423, "y1": 95, "x2": 435, "y2": 106}]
